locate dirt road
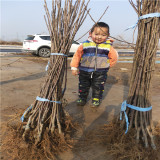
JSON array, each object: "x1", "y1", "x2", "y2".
[{"x1": 1, "y1": 53, "x2": 160, "y2": 159}]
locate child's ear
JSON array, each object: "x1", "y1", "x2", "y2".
[{"x1": 89, "y1": 32, "x2": 92, "y2": 37}]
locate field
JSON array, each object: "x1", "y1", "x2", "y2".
[{"x1": 0, "y1": 40, "x2": 23, "y2": 46}]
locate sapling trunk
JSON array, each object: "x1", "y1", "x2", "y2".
[
  {"x1": 22, "y1": 0, "x2": 90, "y2": 146},
  {"x1": 121, "y1": 0, "x2": 160, "y2": 149}
]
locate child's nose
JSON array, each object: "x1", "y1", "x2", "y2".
[{"x1": 98, "y1": 35, "x2": 101, "y2": 38}]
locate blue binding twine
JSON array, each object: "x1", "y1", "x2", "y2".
[
  {"x1": 120, "y1": 100, "x2": 152, "y2": 134},
  {"x1": 50, "y1": 53, "x2": 67, "y2": 56},
  {"x1": 125, "y1": 12, "x2": 160, "y2": 31},
  {"x1": 21, "y1": 105, "x2": 33, "y2": 122},
  {"x1": 45, "y1": 53, "x2": 67, "y2": 71},
  {"x1": 36, "y1": 96, "x2": 61, "y2": 104},
  {"x1": 20, "y1": 97, "x2": 61, "y2": 122},
  {"x1": 45, "y1": 61, "x2": 50, "y2": 71}
]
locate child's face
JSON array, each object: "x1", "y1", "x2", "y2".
[{"x1": 89, "y1": 27, "x2": 109, "y2": 44}]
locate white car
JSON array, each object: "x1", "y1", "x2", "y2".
[{"x1": 23, "y1": 34, "x2": 80, "y2": 57}]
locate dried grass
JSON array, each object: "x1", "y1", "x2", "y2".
[
  {"x1": 73, "y1": 118, "x2": 160, "y2": 160},
  {"x1": 1, "y1": 114, "x2": 160, "y2": 160},
  {"x1": 0, "y1": 40, "x2": 22, "y2": 45},
  {"x1": 102, "y1": 120, "x2": 160, "y2": 160},
  {"x1": 1, "y1": 111, "x2": 77, "y2": 160}
]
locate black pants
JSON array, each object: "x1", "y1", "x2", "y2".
[{"x1": 78, "y1": 70, "x2": 107, "y2": 100}]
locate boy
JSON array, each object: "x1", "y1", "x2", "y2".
[{"x1": 70, "y1": 22, "x2": 118, "y2": 107}]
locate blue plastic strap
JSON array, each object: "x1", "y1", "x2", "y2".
[
  {"x1": 36, "y1": 96, "x2": 61, "y2": 104},
  {"x1": 127, "y1": 103, "x2": 152, "y2": 112},
  {"x1": 120, "y1": 100, "x2": 152, "y2": 134},
  {"x1": 20, "y1": 97, "x2": 61, "y2": 121},
  {"x1": 50, "y1": 53, "x2": 67, "y2": 56},
  {"x1": 139, "y1": 13, "x2": 160, "y2": 20},
  {"x1": 125, "y1": 12, "x2": 160, "y2": 31},
  {"x1": 20, "y1": 105, "x2": 33, "y2": 122},
  {"x1": 45, "y1": 61, "x2": 50, "y2": 71},
  {"x1": 45, "y1": 53, "x2": 67, "y2": 71},
  {"x1": 120, "y1": 101, "x2": 129, "y2": 134}
]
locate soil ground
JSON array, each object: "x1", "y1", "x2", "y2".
[{"x1": 0, "y1": 53, "x2": 160, "y2": 160}]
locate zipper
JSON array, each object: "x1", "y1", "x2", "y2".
[
  {"x1": 91, "y1": 72, "x2": 93, "y2": 78},
  {"x1": 95, "y1": 44, "x2": 98, "y2": 71}
]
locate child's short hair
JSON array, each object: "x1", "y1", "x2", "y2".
[{"x1": 91, "y1": 22, "x2": 109, "y2": 34}]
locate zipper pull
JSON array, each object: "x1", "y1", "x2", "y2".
[{"x1": 91, "y1": 72, "x2": 93, "y2": 78}]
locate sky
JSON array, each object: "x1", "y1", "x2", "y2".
[{"x1": 1, "y1": 0, "x2": 139, "y2": 43}]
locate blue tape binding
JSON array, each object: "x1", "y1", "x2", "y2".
[
  {"x1": 139, "y1": 13, "x2": 160, "y2": 20},
  {"x1": 45, "y1": 53, "x2": 67, "y2": 71},
  {"x1": 45, "y1": 61, "x2": 50, "y2": 71},
  {"x1": 125, "y1": 12, "x2": 160, "y2": 31},
  {"x1": 20, "y1": 96, "x2": 61, "y2": 122},
  {"x1": 50, "y1": 53, "x2": 67, "y2": 56},
  {"x1": 36, "y1": 96, "x2": 61, "y2": 104},
  {"x1": 120, "y1": 100, "x2": 152, "y2": 134},
  {"x1": 21, "y1": 105, "x2": 33, "y2": 122}
]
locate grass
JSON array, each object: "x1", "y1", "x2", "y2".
[{"x1": 0, "y1": 40, "x2": 23, "y2": 46}]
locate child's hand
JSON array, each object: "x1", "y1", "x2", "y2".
[{"x1": 72, "y1": 70, "x2": 78, "y2": 75}]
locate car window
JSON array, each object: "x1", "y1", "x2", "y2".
[
  {"x1": 72, "y1": 40, "x2": 79, "y2": 45},
  {"x1": 25, "y1": 36, "x2": 35, "y2": 40},
  {"x1": 40, "y1": 36, "x2": 51, "y2": 41}
]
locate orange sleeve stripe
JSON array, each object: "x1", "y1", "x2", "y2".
[
  {"x1": 108, "y1": 46, "x2": 119, "y2": 67},
  {"x1": 70, "y1": 44, "x2": 84, "y2": 68}
]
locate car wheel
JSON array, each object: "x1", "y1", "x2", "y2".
[{"x1": 38, "y1": 48, "x2": 50, "y2": 57}]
